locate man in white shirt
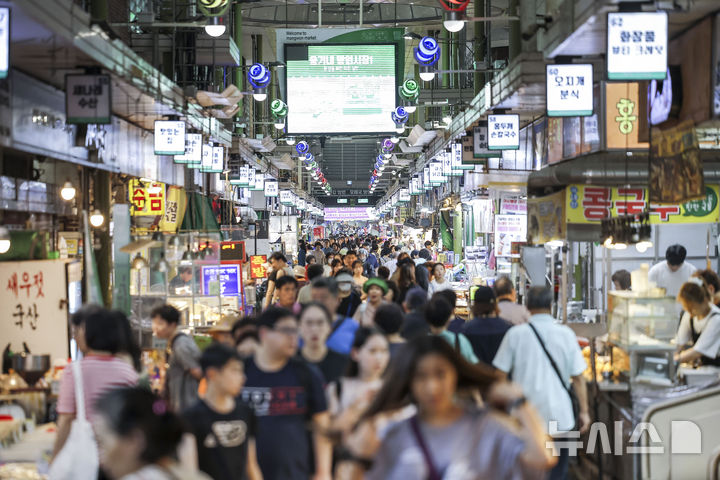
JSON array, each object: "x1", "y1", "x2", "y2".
[
  {"x1": 493, "y1": 276, "x2": 531, "y2": 325},
  {"x1": 493, "y1": 287, "x2": 589, "y2": 480},
  {"x1": 648, "y1": 244, "x2": 697, "y2": 297}
]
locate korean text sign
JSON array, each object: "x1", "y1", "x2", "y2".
[
  {"x1": 174, "y1": 133, "x2": 202, "y2": 164},
  {"x1": 129, "y1": 179, "x2": 165, "y2": 216},
  {"x1": 250, "y1": 255, "x2": 268, "y2": 279},
  {"x1": 487, "y1": 114, "x2": 520, "y2": 150},
  {"x1": 546, "y1": 64, "x2": 593, "y2": 117},
  {"x1": 494, "y1": 215, "x2": 527, "y2": 257},
  {"x1": 66, "y1": 74, "x2": 112, "y2": 124},
  {"x1": 565, "y1": 184, "x2": 720, "y2": 224},
  {"x1": 154, "y1": 121, "x2": 186, "y2": 155},
  {"x1": 607, "y1": 12, "x2": 667, "y2": 80},
  {"x1": 0, "y1": 260, "x2": 69, "y2": 362},
  {"x1": 202, "y1": 265, "x2": 240, "y2": 296},
  {"x1": 264, "y1": 180, "x2": 279, "y2": 197}
]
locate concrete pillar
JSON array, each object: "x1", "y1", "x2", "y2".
[
  {"x1": 473, "y1": 0, "x2": 486, "y2": 95},
  {"x1": 509, "y1": 0, "x2": 521, "y2": 61}
]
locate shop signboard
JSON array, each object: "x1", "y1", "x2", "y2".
[
  {"x1": 429, "y1": 161, "x2": 444, "y2": 185},
  {"x1": 399, "y1": 188, "x2": 410, "y2": 203},
  {"x1": 441, "y1": 151, "x2": 453, "y2": 177},
  {"x1": 423, "y1": 167, "x2": 431, "y2": 190},
  {"x1": 201, "y1": 265, "x2": 240, "y2": 296},
  {"x1": 0, "y1": 259, "x2": 70, "y2": 363},
  {"x1": 298, "y1": 198, "x2": 306, "y2": 210},
  {"x1": 280, "y1": 190, "x2": 294, "y2": 205},
  {"x1": 65, "y1": 74, "x2": 112, "y2": 124},
  {"x1": 649, "y1": 120, "x2": 703, "y2": 204},
  {"x1": 200, "y1": 143, "x2": 212, "y2": 171},
  {"x1": 264, "y1": 180, "x2": 279, "y2": 197},
  {"x1": 158, "y1": 186, "x2": 183, "y2": 232},
  {"x1": 210, "y1": 146, "x2": 224, "y2": 173},
  {"x1": 220, "y1": 241, "x2": 246, "y2": 261},
  {"x1": 250, "y1": 255, "x2": 268, "y2": 279},
  {"x1": 527, "y1": 190, "x2": 566, "y2": 245},
  {"x1": 607, "y1": 12, "x2": 667, "y2": 80},
  {"x1": 0, "y1": 8, "x2": 8, "y2": 79},
  {"x1": 174, "y1": 133, "x2": 202, "y2": 164},
  {"x1": 500, "y1": 195, "x2": 527, "y2": 215},
  {"x1": 237, "y1": 166, "x2": 250, "y2": 187},
  {"x1": 154, "y1": 120, "x2": 186, "y2": 155},
  {"x1": 565, "y1": 184, "x2": 720, "y2": 224},
  {"x1": 252, "y1": 172, "x2": 265, "y2": 191},
  {"x1": 487, "y1": 115, "x2": 520, "y2": 150},
  {"x1": 451, "y1": 142, "x2": 468, "y2": 173},
  {"x1": 247, "y1": 168, "x2": 255, "y2": 189},
  {"x1": 128, "y1": 179, "x2": 165, "y2": 216},
  {"x1": 472, "y1": 122, "x2": 498, "y2": 160},
  {"x1": 323, "y1": 207, "x2": 375, "y2": 221},
  {"x1": 546, "y1": 64, "x2": 593, "y2": 117},
  {"x1": 605, "y1": 82, "x2": 649, "y2": 150},
  {"x1": 494, "y1": 214, "x2": 527, "y2": 257}
]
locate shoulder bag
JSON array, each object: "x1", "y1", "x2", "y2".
[
  {"x1": 49, "y1": 361, "x2": 100, "y2": 479},
  {"x1": 527, "y1": 323, "x2": 580, "y2": 431}
]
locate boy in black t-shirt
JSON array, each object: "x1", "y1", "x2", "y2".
[
  {"x1": 183, "y1": 344, "x2": 263, "y2": 480},
  {"x1": 241, "y1": 307, "x2": 333, "y2": 480}
]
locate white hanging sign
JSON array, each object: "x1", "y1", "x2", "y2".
[
  {"x1": 265, "y1": 180, "x2": 279, "y2": 197},
  {"x1": 399, "y1": 188, "x2": 410, "y2": 203},
  {"x1": 298, "y1": 199, "x2": 307, "y2": 210},
  {"x1": 0, "y1": 8, "x2": 8, "y2": 80},
  {"x1": 154, "y1": 120, "x2": 186, "y2": 155},
  {"x1": 65, "y1": 74, "x2": 112, "y2": 124},
  {"x1": 441, "y1": 151, "x2": 453, "y2": 177},
  {"x1": 210, "y1": 146, "x2": 224, "y2": 173},
  {"x1": 607, "y1": 11, "x2": 668, "y2": 80},
  {"x1": 487, "y1": 114, "x2": 519, "y2": 150},
  {"x1": 174, "y1": 133, "x2": 202, "y2": 164},
  {"x1": 238, "y1": 166, "x2": 250, "y2": 187},
  {"x1": 546, "y1": 64, "x2": 594, "y2": 117},
  {"x1": 423, "y1": 167, "x2": 431, "y2": 190},
  {"x1": 429, "y1": 161, "x2": 444, "y2": 185},
  {"x1": 247, "y1": 168, "x2": 256, "y2": 189},
  {"x1": 201, "y1": 143, "x2": 213, "y2": 171},
  {"x1": 252, "y1": 172, "x2": 265, "y2": 191}
]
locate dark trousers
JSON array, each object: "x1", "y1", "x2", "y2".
[{"x1": 548, "y1": 446, "x2": 569, "y2": 480}]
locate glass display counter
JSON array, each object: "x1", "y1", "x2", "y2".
[{"x1": 129, "y1": 232, "x2": 241, "y2": 332}]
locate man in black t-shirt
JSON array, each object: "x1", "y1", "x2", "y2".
[
  {"x1": 241, "y1": 307, "x2": 333, "y2": 480},
  {"x1": 183, "y1": 344, "x2": 262, "y2": 480},
  {"x1": 298, "y1": 302, "x2": 350, "y2": 385}
]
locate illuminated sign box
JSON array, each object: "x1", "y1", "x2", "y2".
[
  {"x1": 607, "y1": 12, "x2": 667, "y2": 80},
  {"x1": 154, "y1": 121, "x2": 186, "y2": 155},
  {"x1": 202, "y1": 265, "x2": 240, "y2": 296},
  {"x1": 546, "y1": 64, "x2": 593, "y2": 117},
  {"x1": 487, "y1": 114, "x2": 520, "y2": 150}
]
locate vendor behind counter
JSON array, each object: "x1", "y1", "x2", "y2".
[{"x1": 675, "y1": 279, "x2": 720, "y2": 366}]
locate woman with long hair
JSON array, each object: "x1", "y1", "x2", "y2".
[
  {"x1": 395, "y1": 263, "x2": 417, "y2": 305},
  {"x1": 675, "y1": 279, "x2": 720, "y2": 366},
  {"x1": 352, "y1": 336, "x2": 554, "y2": 479}
]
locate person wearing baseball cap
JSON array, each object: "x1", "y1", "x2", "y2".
[
  {"x1": 648, "y1": 244, "x2": 697, "y2": 297},
  {"x1": 461, "y1": 286, "x2": 512, "y2": 365},
  {"x1": 354, "y1": 278, "x2": 389, "y2": 327}
]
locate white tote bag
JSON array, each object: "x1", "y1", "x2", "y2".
[{"x1": 49, "y1": 361, "x2": 100, "y2": 479}]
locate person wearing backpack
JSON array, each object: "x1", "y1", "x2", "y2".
[
  {"x1": 151, "y1": 305, "x2": 202, "y2": 412},
  {"x1": 425, "y1": 294, "x2": 478, "y2": 364},
  {"x1": 241, "y1": 307, "x2": 332, "y2": 480}
]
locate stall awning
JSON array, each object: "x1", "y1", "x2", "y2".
[{"x1": 180, "y1": 193, "x2": 221, "y2": 233}]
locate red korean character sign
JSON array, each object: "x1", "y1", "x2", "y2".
[{"x1": 128, "y1": 179, "x2": 166, "y2": 216}]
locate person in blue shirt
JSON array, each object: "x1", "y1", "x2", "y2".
[{"x1": 310, "y1": 276, "x2": 359, "y2": 355}]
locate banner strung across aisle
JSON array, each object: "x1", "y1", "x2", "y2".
[{"x1": 566, "y1": 184, "x2": 719, "y2": 224}]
